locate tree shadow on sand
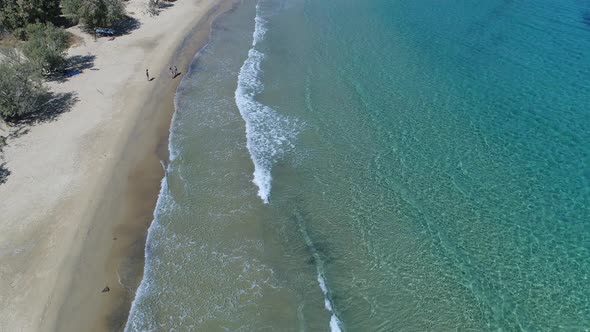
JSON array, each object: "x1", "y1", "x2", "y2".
[
  {"x1": 48, "y1": 55, "x2": 96, "y2": 83},
  {"x1": 158, "y1": 1, "x2": 175, "y2": 10},
  {"x1": 0, "y1": 91, "x2": 78, "y2": 186},
  {"x1": 67, "y1": 55, "x2": 96, "y2": 72},
  {"x1": 150, "y1": 0, "x2": 176, "y2": 16},
  {"x1": 0, "y1": 162, "x2": 9, "y2": 185},
  {"x1": 79, "y1": 15, "x2": 141, "y2": 38},
  {"x1": 0, "y1": 135, "x2": 11, "y2": 185},
  {"x1": 17, "y1": 92, "x2": 79, "y2": 126},
  {"x1": 112, "y1": 16, "x2": 141, "y2": 36}
]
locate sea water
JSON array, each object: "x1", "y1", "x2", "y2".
[{"x1": 126, "y1": 0, "x2": 590, "y2": 330}]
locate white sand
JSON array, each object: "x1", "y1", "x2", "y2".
[{"x1": 0, "y1": 0, "x2": 226, "y2": 330}]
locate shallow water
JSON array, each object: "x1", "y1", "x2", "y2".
[{"x1": 127, "y1": 0, "x2": 590, "y2": 330}]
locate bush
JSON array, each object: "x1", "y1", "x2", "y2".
[
  {"x1": 62, "y1": 0, "x2": 125, "y2": 28},
  {"x1": 105, "y1": 0, "x2": 125, "y2": 24},
  {"x1": 61, "y1": 0, "x2": 83, "y2": 24},
  {"x1": 22, "y1": 23, "x2": 69, "y2": 73},
  {"x1": 0, "y1": 0, "x2": 61, "y2": 33},
  {"x1": 0, "y1": 49, "x2": 47, "y2": 120}
]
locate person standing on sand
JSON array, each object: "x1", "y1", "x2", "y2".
[
  {"x1": 173, "y1": 66, "x2": 178, "y2": 77},
  {"x1": 146, "y1": 69, "x2": 150, "y2": 81},
  {"x1": 169, "y1": 67, "x2": 174, "y2": 79}
]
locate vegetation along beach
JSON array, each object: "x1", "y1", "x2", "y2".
[{"x1": 1, "y1": 0, "x2": 589, "y2": 331}]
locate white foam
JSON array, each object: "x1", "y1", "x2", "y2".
[
  {"x1": 317, "y1": 270, "x2": 343, "y2": 332},
  {"x1": 297, "y1": 212, "x2": 344, "y2": 331},
  {"x1": 125, "y1": 46, "x2": 197, "y2": 331},
  {"x1": 124, "y1": 177, "x2": 171, "y2": 332},
  {"x1": 330, "y1": 314, "x2": 343, "y2": 332},
  {"x1": 235, "y1": 1, "x2": 299, "y2": 204},
  {"x1": 253, "y1": 10, "x2": 267, "y2": 46}
]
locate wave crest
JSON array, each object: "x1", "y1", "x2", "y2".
[{"x1": 234, "y1": 2, "x2": 299, "y2": 204}]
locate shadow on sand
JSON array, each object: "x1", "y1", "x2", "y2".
[
  {"x1": 0, "y1": 91, "x2": 78, "y2": 185},
  {"x1": 67, "y1": 55, "x2": 96, "y2": 72},
  {"x1": 0, "y1": 162, "x2": 9, "y2": 185},
  {"x1": 151, "y1": 0, "x2": 176, "y2": 16},
  {"x1": 159, "y1": 1, "x2": 175, "y2": 10},
  {"x1": 48, "y1": 55, "x2": 96, "y2": 83},
  {"x1": 113, "y1": 16, "x2": 142, "y2": 36},
  {"x1": 15, "y1": 92, "x2": 79, "y2": 126}
]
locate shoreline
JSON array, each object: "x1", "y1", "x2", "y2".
[
  {"x1": 52, "y1": 2, "x2": 236, "y2": 331},
  {"x1": 0, "y1": 0, "x2": 233, "y2": 330}
]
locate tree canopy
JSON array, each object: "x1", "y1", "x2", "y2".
[
  {"x1": 62, "y1": 0, "x2": 125, "y2": 28},
  {"x1": 0, "y1": 49, "x2": 47, "y2": 120},
  {"x1": 1, "y1": 0, "x2": 126, "y2": 33},
  {"x1": 22, "y1": 23, "x2": 69, "y2": 73},
  {"x1": 0, "y1": 0, "x2": 61, "y2": 33}
]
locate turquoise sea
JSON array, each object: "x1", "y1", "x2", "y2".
[{"x1": 126, "y1": 0, "x2": 590, "y2": 330}]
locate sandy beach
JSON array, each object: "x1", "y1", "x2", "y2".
[{"x1": 0, "y1": 0, "x2": 231, "y2": 330}]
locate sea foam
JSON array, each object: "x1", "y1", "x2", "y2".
[
  {"x1": 124, "y1": 47, "x2": 201, "y2": 332},
  {"x1": 295, "y1": 211, "x2": 344, "y2": 332},
  {"x1": 239, "y1": 3, "x2": 343, "y2": 330},
  {"x1": 235, "y1": 1, "x2": 298, "y2": 204}
]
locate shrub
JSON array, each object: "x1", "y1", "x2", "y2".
[
  {"x1": 61, "y1": 0, "x2": 83, "y2": 24},
  {"x1": 22, "y1": 23, "x2": 69, "y2": 73},
  {"x1": 0, "y1": 0, "x2": 61, "y2": 33},
  {"x1": 62, "y1": 0, "x2": 125, "y2": 28},
  {"x1": 0, "y1": 49, "x2": 47, "y2": 120},
  {"x1": 78, "y1": 0, "x2": 109, "y2": 28},
  {"x1": 105, "y1": 0, "x2": 125, "y2": 25}
]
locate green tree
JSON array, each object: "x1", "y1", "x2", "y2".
[
  {"x1": 105, "y1": 0, "x2": 125, "y2": 25},
  {"x1": 0, "y1": 0, "x2": 61, "y2": 34},
  {"x1": 22, "y1": 23, "x2": 69, "y2": 73},
  {"x1": 0, "y1": 49, "x2": 47, "y2": 120},
  {"x1": 78, "y1": 0, "x2": 108, "y2": 28},
  {"x1": 60, "y1": 0, "x2": 83, "y2": 24},
  {"x1": 62, "y1": 0, "x2": 125, "y2": 28}
]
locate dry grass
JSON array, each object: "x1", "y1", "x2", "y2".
[
  {"x1": 66, "y1": 31, "x2": 85, "y2": 48},
  {"x1": 0, "y1": 34, "x2": 20, "y2": 48}
]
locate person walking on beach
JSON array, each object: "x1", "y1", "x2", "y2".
[
  {"x1": 173, "y1": 66, "x2": 178, "y2": 77},
  {"x1": 169, "y1": 67, "x2": 174, "y2": 79},
  {"x1": 146, "y1": 68, "x2": 150, "y2": 81}
]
